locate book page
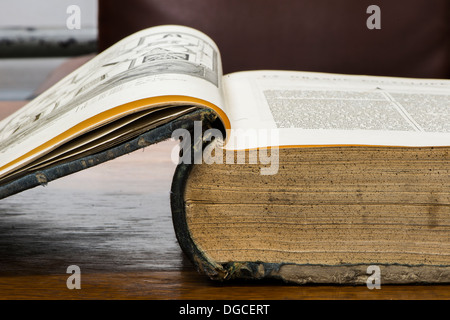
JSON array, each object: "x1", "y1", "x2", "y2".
[
  {"x1": 223, "y1": 70, "x2": 450, "y2": 149},
  {"x1": 0, "y1": 25, "x2": 225, "y2": 180}
]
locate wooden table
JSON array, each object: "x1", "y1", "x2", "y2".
[{"x1": 0, "y1": 102, "x2": 448, "y2": 300}]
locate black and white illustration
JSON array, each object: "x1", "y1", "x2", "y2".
[{"x1": 0, "y1": 28, "x2": 220, "y2": 157}]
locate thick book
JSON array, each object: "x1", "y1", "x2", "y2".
[{"x1": 0, "y1": 25, "x2": 449, "y2": 284}]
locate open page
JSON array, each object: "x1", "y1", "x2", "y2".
[
  {"x1": 0, "y1": 25, "x2": 226, "y2": 181},
  {"x1": 223, "y1": 70, "x2": 450, "y2": 149}
]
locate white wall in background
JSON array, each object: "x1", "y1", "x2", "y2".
[
  {"x1": 0, "y1": 0, "x2": 98, "y2": 100},
  {"x1": 0, "y1": 0, "x2": 97, "y2": 29}
]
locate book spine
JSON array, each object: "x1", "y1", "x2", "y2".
[
  {"x1": 170, "y1": 124, "x2": 450, "y2": 284},
  {"x1": 170, "y1": 112, "x2": 230, "y2": 280}
]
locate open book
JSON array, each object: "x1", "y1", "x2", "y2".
[{"x1": 0, "y1": 25, "x2": 449, "y2": 284}]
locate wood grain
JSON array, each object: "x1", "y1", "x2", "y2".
[{"x1": 1, "y1": 270, "x2": 449, "y2": 300}]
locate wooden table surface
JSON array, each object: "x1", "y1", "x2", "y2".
[{"x1": 0, "y1": 102, "x2": 449, "y2": 300}]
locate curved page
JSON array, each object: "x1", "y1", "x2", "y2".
[{"x1": 0, "y1": 25, "x2": 228, "y2": 181}]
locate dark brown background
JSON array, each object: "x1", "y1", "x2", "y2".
[{"x1": 99, "y1": 0, "x2": 450, "y2": 78}]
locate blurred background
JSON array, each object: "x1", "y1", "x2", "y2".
[
  {"x1": 0, "y1": 0, "x2": 448, "y2": 102},
  {"x1": 0, "y1": 0, "x2": 97, "y2": 100}
]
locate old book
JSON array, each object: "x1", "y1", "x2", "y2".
[
  {"x1": 0, "y1": 25, "x2": 449, "y2": 284},
  {"x1": 171, "y1": 145, "x2": 449, "y2": 284}
]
